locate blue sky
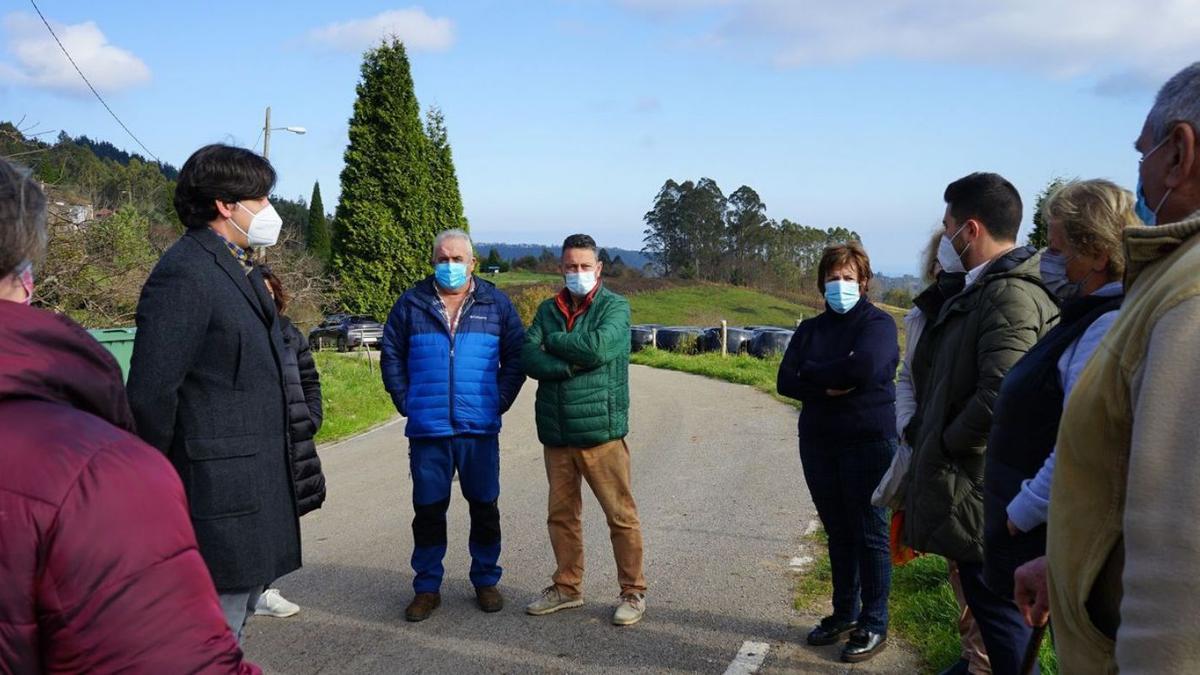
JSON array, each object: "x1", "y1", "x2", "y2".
[{"x1": 2, "y1": 1, "x2": 1193, "y2": 274}]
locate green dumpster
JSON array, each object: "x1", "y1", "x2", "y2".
[{"x1": 88, "y1": 327, "x2": 137, "y2": 382}]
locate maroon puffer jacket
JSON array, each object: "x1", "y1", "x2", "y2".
[{"x1": 0, "y1": 301, "x2": 259, "y2": 674}]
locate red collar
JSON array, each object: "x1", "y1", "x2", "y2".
[{"x1": 554, "y1": 283, "x2": 601, "y2": 330}]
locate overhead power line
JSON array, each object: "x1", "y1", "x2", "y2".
[{"x1": 28, "y1": 0, "x2": 161, "y2": 163}]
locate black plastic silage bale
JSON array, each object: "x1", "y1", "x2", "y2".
[
  {"x1": 655, "y1": 326, "x2": 705, "y2": 353},
  {"x1": 700, "y1": 327, "x2": 756, "y2": 354},
  {"x1": 747, "y1": 328, "x2": 795, "y2": 358},
  {"x1": 630, "y1": 325, "x2": 656, "y2": 352}
]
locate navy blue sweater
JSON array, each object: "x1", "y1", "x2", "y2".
[{"x1": 776, "y1": 298, "x2": 900, "y2": 444}]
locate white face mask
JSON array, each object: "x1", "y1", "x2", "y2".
[
  {"x1": 565, "y1": 271, "x2": 598, "y2": 296},
  {"x1": 937, "y1": 222, "x2": 970, "y2": 274},
  {"x1": 228, "y1": 201, "x2": 283, "y2": 248}
]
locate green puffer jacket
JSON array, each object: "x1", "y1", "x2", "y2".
[
  {"x1": 904, "y1": 246, "x2": 1059, "y2": 563},
  {"x1": 522, "y1": 286, "x2": 631, "y2": 448}
]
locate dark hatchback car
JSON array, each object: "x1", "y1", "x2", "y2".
[{"x1": 309, "y1": 314, "x2": 385, "y2": 352}]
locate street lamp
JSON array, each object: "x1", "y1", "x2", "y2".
[{"x1": 262, "y1": 106, "x2": 306, "y2": 160}]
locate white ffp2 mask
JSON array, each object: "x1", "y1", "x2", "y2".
[{"x1": 229, "y1": 201, "x2": 283, "y2": 248}]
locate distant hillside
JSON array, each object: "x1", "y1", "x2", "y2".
[
  {"x1": 68, "y1": 133, "x2": 179, "y2": 180},
  {"x1": 875, "y1": 273, "x2": 923, "y2": 294},
  {"x1": 475, "y1": 242, "x2": 653, "y2": 270}
]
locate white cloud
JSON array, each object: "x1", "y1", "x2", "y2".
[
  {"x1": 617, "y1": 0, "x2": 1200, "y2": 94},
  {"x1": 308, "y1": 8, "x2": 455, "y2": 53},
  {"x1": 0, "y1": 12, "x2": 150, "y2": 95}
]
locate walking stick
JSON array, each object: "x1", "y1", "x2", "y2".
[{"x1": 1021, "y1": 624, "x2": 1047, "y2": 675}]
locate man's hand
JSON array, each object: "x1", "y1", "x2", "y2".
[
  {"x1": 826, "y1": 387, "x2": 856, "y2": 397},
  {"x1": 1014, "y1": 556, "x2": 1050, "y2": 627},
  {"x1": 1007, "y1": 518, "x2": 1022, "y2": 537}
]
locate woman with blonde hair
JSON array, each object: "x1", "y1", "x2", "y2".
[{"x1": 984, "y1": 179, "x2": 1135, "y2": 620}]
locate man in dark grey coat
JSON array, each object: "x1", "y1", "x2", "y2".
[{"x1": 127, "y1": 144, "x2": 300, "y2": 642}]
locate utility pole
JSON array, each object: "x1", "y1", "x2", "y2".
[
  {"x1": 263, "y1": 106, "x2": 272, "y2": 160},
  {"x1": 261, "y1": 107, "x2": 305, "y2": 160}
]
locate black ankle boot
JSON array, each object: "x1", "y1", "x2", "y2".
[
  {"x1": 841, "y1": 628, "x2": 887, "y2": 662},
  {"x1": 806, "y1": 616, "x2": 858, "y2": 646}
]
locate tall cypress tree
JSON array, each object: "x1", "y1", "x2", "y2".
[
  {"x1": 1027, "y1": 177, "x2": 1067, "y2": 249},
  {"x1": 424, "y1": 106, "x2": 468, "y2": 233},
  {"x1": 307, "y1": 181, "x2": 331, "y2": 265},
  {"x1": 332, "y1": 39, "x2": 435, "y2": 317}
]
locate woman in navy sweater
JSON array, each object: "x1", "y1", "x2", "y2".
[{"x1": 777, "y1": 242, "x2": 900, "y2": 663}]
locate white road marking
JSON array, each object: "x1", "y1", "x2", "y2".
[
  {"x1": 788, "y1": 554, "x2": 814, "y2": 571},
  {"x1": 724, "y1": 640, "x2": 771, "y2": 675},
  {"x1": 802, "y1": 519, "x2": 820, "y2": 537}
]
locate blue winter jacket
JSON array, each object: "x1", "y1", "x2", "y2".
[{"x1": 381, "y1": 276, "x2": 526, "y2": 439}]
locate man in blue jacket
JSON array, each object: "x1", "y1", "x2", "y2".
[{"x1": 381, "y1": 229, "x2": 526, "y2": 622}]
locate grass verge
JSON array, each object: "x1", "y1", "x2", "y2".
[
  {"x1": 313, "y1": 352, "x2": 396, "y2": 444},
  {"x1": 794, "y1": 544, "x2": 1059, "y2": 674},
  {"x1": 628, "y1": 348, "x2": 797, "y2": 408}
]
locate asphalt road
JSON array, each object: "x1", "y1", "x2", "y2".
[{"x1": 245, "y1": 365, "x2": 918, "y2": 674}]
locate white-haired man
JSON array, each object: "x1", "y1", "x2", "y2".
[{"x1": 381, "y1": 229, "x2": 526, "y2": 621}]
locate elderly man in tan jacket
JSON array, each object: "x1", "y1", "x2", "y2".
[{"x1": 1019, "y1": 61, "x2": 1200, "y2": 674}]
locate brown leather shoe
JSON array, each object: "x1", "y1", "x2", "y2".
[
  {"x1": 405, "y1": 592, "x2": 441, "y2": 622},
  {"x1": 476, "y1": 585, "x2": 504, "y2": 613}
]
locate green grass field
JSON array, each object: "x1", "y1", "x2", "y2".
[
  {"x1": 627, "y1": 282, "x2": 815, "y2": 327},
  {"x1": 484, "y1": 270, "x2": 560, "y2": 288},
  {"x1": 313, "y1": 352, "x2": 396, "y2": 444}
]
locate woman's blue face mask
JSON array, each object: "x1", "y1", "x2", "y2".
[{"x1": 824, "y1": 279, "x2": 860, "y2": 314}]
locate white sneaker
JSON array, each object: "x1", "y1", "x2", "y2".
[
  {"x1": 612, "y1": 593, "x2": 645, "y2": 626},
  {"x1": 255, "y1": 588, "x2": 300, "y2": 618},
  {"x1": 525, "y1": 585, "x2": 584, "y2": 616}
]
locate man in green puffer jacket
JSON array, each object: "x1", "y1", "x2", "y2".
[{"x1": 522, "y1": 234, "x2": 647, "y2": 627}]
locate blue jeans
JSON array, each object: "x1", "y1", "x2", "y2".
[
  {"x1": 218, "y1": 586, "x2": 263, "y2": 644},
  {"x1": 799, "y1": 437, "x2": 895, "y2": 633},
  {"x1": 409, "y1": 434, "x2": 501, "y2": 593}
]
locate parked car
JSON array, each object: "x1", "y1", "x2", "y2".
[
  {"x1": 309, "y1": 315, "x2": 384, "y2": 352},
  {"x1": 745, "y1": 327, "x2": 794, "y2": 358},
  {"x1": 699, "y1": 326, "x2": 756, "y2": 354}
]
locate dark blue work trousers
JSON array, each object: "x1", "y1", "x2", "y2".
[{"x1": 409, "y1": 434, "x2": 501, "y2": 593}]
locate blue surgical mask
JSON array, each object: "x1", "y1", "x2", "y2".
[
  {"x1": 824, "y1": 280, "x2": 860, "y2": 314},
  {"x1": 564, "y1": 271, "x2": 597, "y2": 296},
  {"x1": 1135, "y1": 177, "x2": 1172, "y2": 226},
  {"x1": 1039, "y1": 250, "x2": 1078, "y2": 300},
  {"x1": 1040, "y1": 249, "x2": 1097, "y2": 301},
  {"x1": 1135, "y1": 137, "x2": 1173, "y2": 226},
  {"x1": 434, "y1": 262, "x2": 469, "y2": 290}
]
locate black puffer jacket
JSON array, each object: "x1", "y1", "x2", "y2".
[{"x1": 280, "y1": 316, "x2": 326, "y2": 516}]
